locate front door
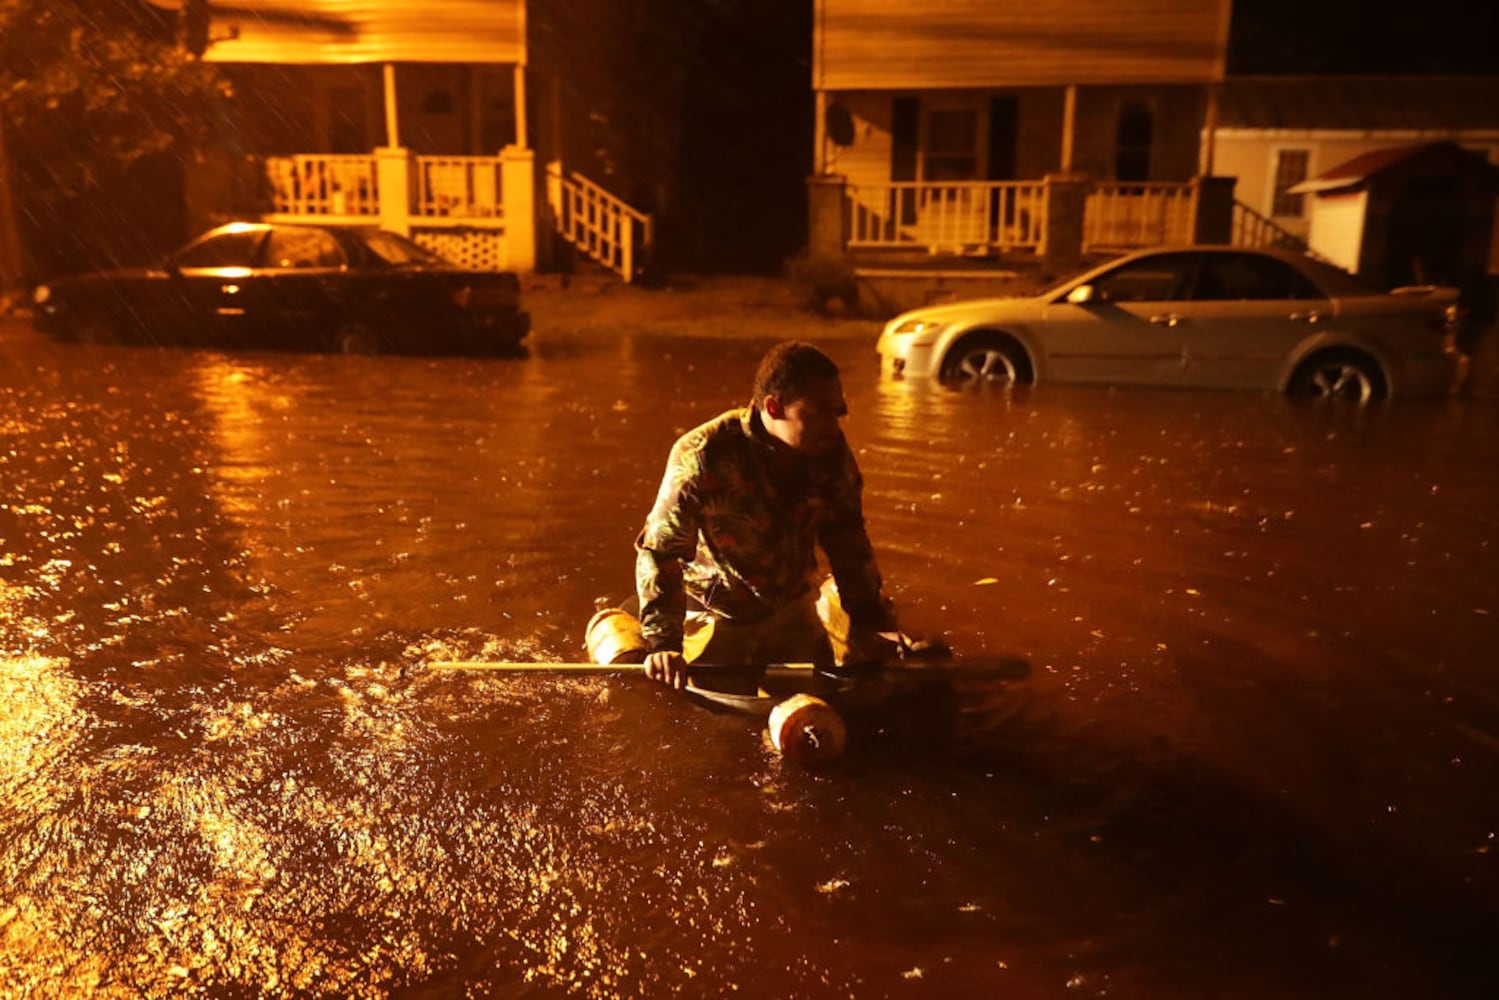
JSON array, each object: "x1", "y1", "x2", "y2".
[
  {"x1": 1179, "y1": 251, "x2": 1333, "y2": 389},
  {"x1": 1038, "y1": 251, "x2": 1197, "y2": 386}
]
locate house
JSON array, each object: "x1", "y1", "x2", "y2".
[
  {"x1": 806, "y1": 0, "x2": 1245, "y2": 298},
  {"x1": 149, "y1": 0, "x2": 654, "y2": 281},
  {"x1": 1208, "y1": 76, "x2": 1499, "y2": 245}
]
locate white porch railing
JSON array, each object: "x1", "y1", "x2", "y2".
[
  {"x1": 263, "y1": 149, "x2": 532, "y2": 273},
  {"x1": 546, "y1": 162, "x2": 653, "y2": 283},
  {"x1": 415, "y1": 155, "x2": 504, "y2": 219},
  {"x1": 1231, "y1": 200, "x2": 1309, "y2": 252},
  {"x1": 847, "y1": 181, "x2": 1046, "y2": 253},
  {"x1": 1083, "y1": 182, "x2": 1197, "y2": 250},
  {"x1": 266, "y1": 155, "x2": 380, "y2": 217}
]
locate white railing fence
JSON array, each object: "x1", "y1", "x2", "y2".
[
  {"x1": 545, "y1": 163, "x2": 653, "y2": 283},
  {"x1": 265, "y1": 155, "x2": 380, "y2": 217},
  {"x1": 1083, "y1": 182, "x2": 1197, "y2": 250},
  {"x1": 415, "y1": 156, "x2": 504, "y2": 219},
  {"x1": 1231, "y1": 200, "x2": 1309, "y2": 252},
  {"x1": 262, "y1": 150, "x2": 527, "y2": 272},
  {"x1": 847, "y1": 181, "x2": 1046, "y2": 253}
]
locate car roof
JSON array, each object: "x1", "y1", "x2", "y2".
[
  {"x1": 198, "y1": 221, "x2": 392, "y2": 237},
  {"x1": 1111, "y1": 245, "x2": 1309, "y2": 264}
]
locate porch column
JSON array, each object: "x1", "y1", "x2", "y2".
[
  {"x1": 813, "y1": 90, "x2": 828, "y2": 174},
  {"x1": 1041, "y1": 173, "x2": 1088, "y2": 276},
  {"x1": 512, "y1": 64, "x2": 529, "y2": 150},
  {"x1": 806, "y1": 173, "x2": 848, "y2": 259},
  {"x1": 375, "y1": 146, "x2": 414, "y2": 236},
  {"x1": 500, "y1": 145, "x2": 537, "y2": 272},
  {"x1": 1198, "y1": 84, "x2": 1219, "y2": 176},
  {"x1": 1060, "y1": 85, "x2": 1077, "y2": 173},
  {"x1": 383, "y1": 64, "x2": 400, "y2": 148}
]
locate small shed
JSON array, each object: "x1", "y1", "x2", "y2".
[{"x1": 1289, "y1": 141, "x2": 1499, "y2": 298}]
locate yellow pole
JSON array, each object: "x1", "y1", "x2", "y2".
[{"x1": 383, "y1": 63, "x2": 400, "y2": 148}]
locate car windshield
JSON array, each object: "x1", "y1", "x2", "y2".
[
  {"x1": 1035, "y1": 253, "x2": 1128, "y2": 298},
  {"x1": 359, "y1": 230, "x2": 451, "y2": 266},
  {"x1": 173, "y1": 228, "x2": 266, "y2": 269}
]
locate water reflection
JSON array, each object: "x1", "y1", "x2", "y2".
[{"x1": 1, "y1": 329, "x2": 1496, "y2": 997}]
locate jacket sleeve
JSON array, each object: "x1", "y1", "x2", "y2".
[
  {"x1": 817, "y1": 446, "x2": 894, "y2": 632},
  {"x1": 634, "y1": 438, "x2": 703, "y2": 652}
]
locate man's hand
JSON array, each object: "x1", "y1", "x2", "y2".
[{"x1": 644, "y1": 650, "x2": 689, "y2": 689}]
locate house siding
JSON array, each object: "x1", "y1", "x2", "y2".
[
  {"x1": 1214, "y1": 133, "x2": 1499, "y2": 237},
  {"x1": 1306, "y1": 191, "x2": 1368, "y2": 274},
  {"x1": 829, "y1": 86, "x2": 1202, "y2": 191},
  {"x1": 814, "y1": 0, "x2": 1230, "y2": 91},
  {"x1": 220, "y1": 63, "x2": 512, "y2": 156},
  {"x1": 1069, "y1": 86, "x2": 1205, "y2": 181},
  {"x1": 197, "y1": 0, "x2": 526, "y2": 64}
]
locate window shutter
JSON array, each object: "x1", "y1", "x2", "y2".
[{"x1": 891, "y1": 97, "x2": 919, "y2": 182}]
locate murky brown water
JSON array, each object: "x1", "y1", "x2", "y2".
[{"x1": 2, "y1": 320, "x2": 1497, "y2": 998}]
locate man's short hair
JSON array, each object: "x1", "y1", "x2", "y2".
[{"x1": 751, "y1": 341, "x2": 840, "y2": 407}]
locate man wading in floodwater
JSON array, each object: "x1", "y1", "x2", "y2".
[{"x1": 635, "y1": 341, "x2": 917, "y2": 688}]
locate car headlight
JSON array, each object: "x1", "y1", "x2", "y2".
[
  {"x1": 891, "y1": 318, "x2": 946, "y2": 337},
  {"x1": 32, "y1": 284, "x2": 50, "y2": 305}
]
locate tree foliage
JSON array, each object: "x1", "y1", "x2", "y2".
[{"x1": 0, "y1": 0, "x2": 228, "y2": 198}]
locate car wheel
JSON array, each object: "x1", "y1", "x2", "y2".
[
  {"x1": 1288, "y1": 352, "x2": 1387, "y2": 404},
  {"x1": 941, "y1": 334, "x2": 1032, "y2": 386},
  {"x1": 70, "y1": 309, "x2": 120, "y2": 345},
  {"x1": 338, "y1": 323, "x2": 382, "y2": 355}
]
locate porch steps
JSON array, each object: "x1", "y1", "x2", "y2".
[{"x1": 545, "y1": 164, "x2": 654, "y2": 284}]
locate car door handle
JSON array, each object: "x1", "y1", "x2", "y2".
[
  {"x1": 1149, "y1": 313, "x2": 1184, "y2": 327},
  {"x1": 1290, "y1": 310, "x2": 1323, "y2": 324}
]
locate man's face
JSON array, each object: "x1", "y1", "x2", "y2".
[{"x1": 764, "y1": 376, "x2": 848, "y2": 455}]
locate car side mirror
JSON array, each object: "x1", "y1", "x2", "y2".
[{"x1": 1066, "y1": 284, "x2": 1099, "y2": 305}]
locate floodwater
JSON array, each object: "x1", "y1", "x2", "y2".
[{"x1": 1, "y1": 320, "x2": 1496, "y2": 998}]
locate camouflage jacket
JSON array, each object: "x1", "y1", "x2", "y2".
[{"x1": 635, "y1": 407, "x2": 888, "y2": 653}]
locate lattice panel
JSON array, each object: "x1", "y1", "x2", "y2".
[{"x1": 412, "y1": 228, "x2": 509, "y2": 271}]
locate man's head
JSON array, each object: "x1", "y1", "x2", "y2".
[{"x1": 751, "y1": 341, "x2": 847, "y2": 455}]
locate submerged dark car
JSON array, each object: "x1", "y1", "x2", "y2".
[{"x1": 31, "y1": 222, "x2": 530, "y2": 355}]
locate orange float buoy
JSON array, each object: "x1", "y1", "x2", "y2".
[
  {"x1": 584, "y1": 608, "x2": 648, "y2": 665},
  {"x1": 768, "y1": 694, "x2": 847, "y2": 763}
]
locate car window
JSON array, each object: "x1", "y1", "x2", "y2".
[
  {"x1": 1296, "y1": 257, "x2": 1379, "y2": 298},
  {"x1": 262, "y1": 228, "x2": 346, "y2": 269},
  {"x1": 1090, "y1": 252, "x2": 1198, "y2": 302},
  {"x1": 358, "y1": 230, "x2": 450, "y2": 266},
  {"x1": 1194, "y1": 253, "x2": 1326, "y2": 301},
  {"x1": 175, "y1": 230, "x2": 265, "y2": 269}
]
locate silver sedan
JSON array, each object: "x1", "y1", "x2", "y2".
[{"x1": 877, "y1": 247, "x2": 1462, "y2": 402}]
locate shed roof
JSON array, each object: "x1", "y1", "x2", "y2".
[
  {"x1": 1217, "y1": 75, "x2": 1499, "y2": 131},
  {"x1": 1288, "y1": 141, "x2": 1499, "y2": 195}
]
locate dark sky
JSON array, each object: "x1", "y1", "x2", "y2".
[{"x1": 1229, "y1": 0, "x2": 1499, "y2": 74}]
